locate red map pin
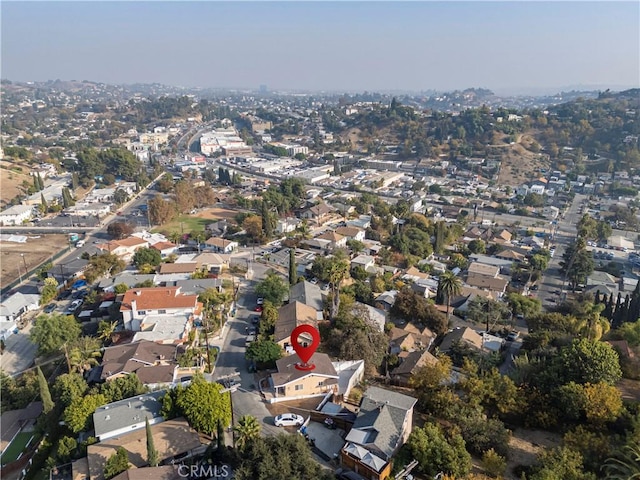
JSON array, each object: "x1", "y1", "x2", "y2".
[{"x1": 291, "y1": 324, "x2": 320, "y2": 371}]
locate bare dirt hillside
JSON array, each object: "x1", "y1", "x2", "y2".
[{"x1": 0, "y1": 160, "x2": 32, "y2": 207}]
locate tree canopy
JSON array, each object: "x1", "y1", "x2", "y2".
[{"x1": 31, "y1": 313, "x2": 81, "y2": 356}]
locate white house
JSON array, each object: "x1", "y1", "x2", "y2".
[
  {"x1": 204, "y1": 237, "x2": 238, "y2": 253},
  {"x1": 0, "y1": 292, "x2": 40, "y2": 340},
  {"x1": 276, "y1": 217, "x2": 301, "y2": 234},
  {"x1": 119, "y1": 286, "x2": 201, "y2": 334},
  {"x1": 335, "y1": 226, "x2": 366, "y2": 242},
  {"x1": 0, "y1": 205, "x2": 33, "y2": 226},
  {"x1": 92, "y1": 391, "x2": 166, "y2": 441}
]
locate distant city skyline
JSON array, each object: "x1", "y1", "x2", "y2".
[{"x1": 2, "y1": 1, "x2": 639, "y2": 95}]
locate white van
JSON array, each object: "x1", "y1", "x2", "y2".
[{"x1": 76, "y1": 240, "x2": 85, "y2": 248}]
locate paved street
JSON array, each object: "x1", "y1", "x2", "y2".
[{"x1": 211, "y1": 276, "x2": 283, "y2": 438}]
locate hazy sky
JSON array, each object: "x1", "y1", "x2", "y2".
[{"x1": 2, "y1": 1, "x2": 639, "y2": 93}]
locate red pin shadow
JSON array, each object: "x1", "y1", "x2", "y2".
[{"x1": 291, "y1": 324, "x2": 320, "y2": 371}]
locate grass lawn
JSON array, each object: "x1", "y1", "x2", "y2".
[
  {"x1": 1, "y1": 431, "x2": 37, "y2": 464},
  {"x1": 152, "y1": 215, "x2": 210, "y2": 236}
]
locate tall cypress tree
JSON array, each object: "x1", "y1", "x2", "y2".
[
  {"x1": 594, "y1": 290, "x2": 601, "y2": 305},
  {"x1": 33, "y1": 174, "x2": 40, "y2": 192},
  {"x1": 37, "y1": 366, "x2": 54, "y2": 413},
  {"x1": 40, "y1": 193, "x2": 48, "y2": 213},
  {"x1": 37, "y1": 173, "x2": 45, "y2": 191},
  {"x1": 289, "y1": 248, "x2": 297, "y2": 285},
  {"x1": 603, "y1": 293, "x2": 614, "y2": 320},
  {"x1": 145, "y1": 418, "x2": 158, "y2": 467},
  {"x1": 262, "y1": 202, "x2": 273, "y2": 239},
  {"x1": 72, "y1": 172, "x2": 79, "y2": 191},
  {"x1": 628, "y1": 281, "x2": 640, "y2": 322}
]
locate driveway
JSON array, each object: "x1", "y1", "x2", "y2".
[{"x1": 1, "y1": 316, "x2": 38, "y2": 375}]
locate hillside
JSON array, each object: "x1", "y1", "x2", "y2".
[{"x1": 330, "y1": 89, "x2": 639, "y2": 180}]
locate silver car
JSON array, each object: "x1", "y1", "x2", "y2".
[{"x1": 274, "y1": 413, "x2": 304, "y2": 427}]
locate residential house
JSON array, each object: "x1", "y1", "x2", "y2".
[
  {"x1": 351, "y1": 254, "x2": 376, "y2": 273},
  {"x1": 151, "y1": 241, "x2": 179, "y2": 258},
  {"x1": 0, "y1": 292, "x2": 40, "y2": 339},
  {"x1": 388, "y1": 324, "x2": 436, "y2": 355},
  {"x1": 438, "y1": 327, "x2": 484, "y2": 353},
  {"x1": 119, "y1": 287, "x2": 201, "y2": 343},
  {"x1": 274, "y1": 301, "x2": 319, "y2": 350},
  {"x1": 265, "y1": 352, "x2": 339, "y2": 403},
  {"x1": 193, "y1": 252, "x2": 229, "y2": 274},
  {"x1": 203, "y1": 237, "x2": 237, "y2": 253},
  {"x1": 206, "y1": 219, "x2": 233, "y2": 236},
  {"x1": 374, "y1": 291, "x2": 398, "y2": 312},
  {"x1": 92, "y1": 391, "x2": 166, "y2": 442},
  {"x1": 316, "y1": 231, "x2": 347, "y2": 249},
  {"x1": 98, "y1": 237, "x2": 149, "y2": 261},
  {"x1": 465, "y1": 262, "x2": 509, "y2": 295},
  {"x1": 354, "y1": 302, "x2": 387, "y2": 332},
  {"x1": 288, "y1": 280, "x2": 323, "y2": 319},
  {"x1": 98, "y1": 273, "x2": 157, "y2": 292},
  {"x1": 97, "y1": 341, "x2": 199, "y2": 389},
  {"x1": 347, "y1": 215, "x2": 372, "y2": 230},
  {"x1": 301, "y1": 203, "x2": 335, "y2": 226},
  {"x1": 164, "y1": 278, "x2": 223, "y2": 295},
  {"x1": 335, "y1": 226, "x2": 366, "y2": 242},
  {"x1": 342, "y1": 387, "x2": 417, "y2": 480},
  {"x1": 157, "y1": 262, "x2": 199, "y2": 275},
  {"x1": 47, "y1": 258, "x2": 89, "y2": 284},
  {"x1": 276, "y1": 217, "x2": 301, "y2": 234},
  {"x1": 390, "y1": 350, "x2": 438, "y2": 387},
  {"x1": 0, "y1": 205, "x2": 33, "y2": 226},
  {"x1": 491, "y1": 229, "x2": 513, "y2": 244},
  {"x1": 0, "y1": 402, "x2": 43, "y2": 455},
  {"x1": 87, "y1": 418, "x2": 201, "y2": 480},
  {"x1": 66, "y1": 202, "x2": 112, "y2": 217}
]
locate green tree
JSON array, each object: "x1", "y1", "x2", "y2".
[
  {"x1": 259, "y1": 301, "x2": 278, "y2": 337},
  {"x1": 56, "y1": 436, "x2": 78, "y2": 463},
  {"x1": 100, "y1": 373, "x2": 146, "y2": 403},
  {"x1": 175, "y1": 376, "x2": 232, "y2": 436},
  {"x1": 37, "y1": 366, "x2": 54, "y2": 413},
  {"x1": 234, "y1": 434, "x2": 333, "y2": 480},
  {"x1": 468, "y1": 239, "x2": 486, "y2": 254},
  {"x1": 98, "y1": 320, "x2": 117, "y2": 343},
  {"x1": 311, "y1": 250, "x2": 350, "y2": 320},
  {"x1": 234, "y1": 415, "x2": 261, "y2": 450},
  {"x1": 40, "y1": 277, "x2": 59, "y2": 305},
  {"x1": 31, "y1": 313, "x2": 81, "y2": 356},
  {"x1": 406, "y1": 423, "x2": 472, "y2": 478},
  {"x1": 64, "y1": 393, "x2": 106, "y2": 433},
  {"x1": 482, "y1": 448, "x2": 507, "y2": 478},
  {"x1": 104, "y1": 447, "x2": 130, "y2": 480},
  {"x1": 466, "y1": 296, "x2": 512, "y2": 332},
  {"x1": 531, "y1": 446, "x2": 595, "y2": 480},
  {"x1": 67, "y1": 336, "x2": 102, "y2": 374},
  {"x1": 261, "y1": 201, "x2": 274, "y2": 239},
  {"x1": 507, "y1": 292, "x2": 542, "y2": 318},
  {"x1": 246, "y1": 339, "x2": 283, "y2": 367},
  {"x1": 40, "y1": 192, "x2": 48, "y2": 213},
  {"x1": 145, "y1": 418, "x2": 159, "y2": 467},
  {"x1": 255, "y1": 271, "x2": 289, "y2": 306},
  {"x1": 438, "y1": 271, "x2": 462, "y2": 321},
  {"x1": 288, "y1": 248, "x2": 297, "y2": 285},
  {"x1": 559, "y1": 338, "x2": 622, "y2": 385},
  {"x1": 53, "y1": 373, "x2": 88, "y2": 408},
  {"x1": 560, "y1": 239, "x2": 594, "y2": 291},
  {"x1": 132, "y1": 247, "x2": 162, "y2": 268}
]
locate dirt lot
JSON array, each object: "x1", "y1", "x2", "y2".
[
  {"x1": 496, "y1": 138, "x2": 550, "y2": 187},
  {"x1": 506, "y1": 428, "x2": 561, "y2": 479},
  {"x1": 194, "y1": 206, "x2": 244, "y2": 222},
  {"x1": 0, "y1": 234, "x2": 68, "y2": 288},
  {"x1": 0, "y1": 160, "x2": 32, "y2": 208}
]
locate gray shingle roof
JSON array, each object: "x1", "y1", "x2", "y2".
[{"x1": 289, "y1": 280, "x2": 323, "y2": 312}]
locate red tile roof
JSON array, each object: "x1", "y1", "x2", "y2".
[{"x1": 120, "y1": 287, "x2": 198, "y2": 312}]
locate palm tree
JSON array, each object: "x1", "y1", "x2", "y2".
[
  {"x1": 98, "y1": 320, "x2": 117, "y2": 343},
  {"x1": 169, "y1": 231, "x2": 181, "y2": 245},
  {"x1": 438, "y1": 271, "x2": 462, "y2": 321},
  {"x1": 234, "y1": 415, "x2": 261, "y2": 450},
  {"x1": 67, "y1": 336, "x2": 102, "y2": 374},
  {"x1": 296, "y1": 219, "x2": 312, "y2": 240},
  {"x1": 602, "y1": 441, "x2": 640, "y2": 479}
]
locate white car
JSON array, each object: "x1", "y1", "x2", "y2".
[{"x1": 274, "y1": 413, "x2": 304, "y2": 427}]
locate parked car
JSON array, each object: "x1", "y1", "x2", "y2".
[
  {"x1": 507, "y1": 331, "x2": 520, "y2": 341},
  {"x1": 251, "y1": 315, "x2": 260, "y2": 325},
  {"x1": 57, "y1": 290, "x2": 72, "y2": 300},
  {"x1": 256, "y1": 297, "x2": 264, "y2": 305},
  {"x1": 274, "y1": 413, "x2": 304, "y2": 427},
  {"x1": 254, "y1": 305, "x2": 263, "y2": 313},
  {"x1": 43, "y1": 303, "x2": 56, "y2": 314}
]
